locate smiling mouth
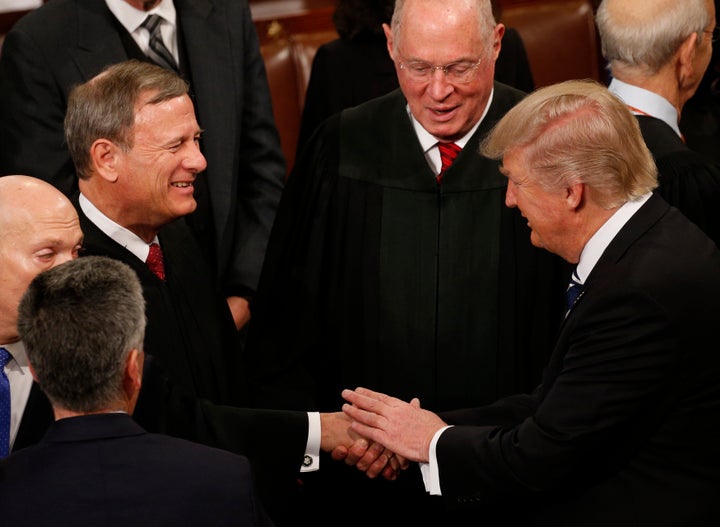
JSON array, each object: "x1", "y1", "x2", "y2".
[{"x1": 171, "y1": 182, "x2": 193, "y2": 188}]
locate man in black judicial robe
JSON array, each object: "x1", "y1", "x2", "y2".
[
  {"x1": 245, "y1": 0, "x2": 567, "y2": 524},
  {"x1": 62, "y1": 60, "x2": 381, "y2": 527},
  {"x1": 597, "y1": 0, "x2": 720, "y2": 247}
]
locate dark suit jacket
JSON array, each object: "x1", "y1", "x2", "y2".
[
  {"x1": 12, "y1": 382, "x2": 53, "y2": 453},
  {"x1": 0, "y1": 413, "x2": 274, "y2": 526},
  {"x1": 75, "y1": 202, "x2": 307, "y2": 525},
  {"x1": 636, "y1": 115, "x2": 720, "y2": 246},
  {"x1": 437, "y1": 194, "x2": 720, "y2": 526},
  {"x1": 297, "y1": 27, "x2": 534, "y2": 157},
  {"x1": 0, "y1": 0, "x2": 284, "y2": 297}
]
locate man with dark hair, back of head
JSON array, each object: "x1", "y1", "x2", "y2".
[{"x1": 0, "y1": 255, "x2": 273, "y2": 526}]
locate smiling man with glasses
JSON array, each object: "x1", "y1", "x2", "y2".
[
  {"x1": 597, "y1": 0, "x2": 720, "y2": 247},
  {"x1": 245, "y1": 0, "x2": 569, "y2": 525}
]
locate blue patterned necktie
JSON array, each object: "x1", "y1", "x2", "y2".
[
  {"x1": 566, "y1": 268, "x2": 584, "y2": 314},
  {"x1": 0, "y1": 347, "x2": 12, "y2": 458},
  {"x1": 141, "y1": 14, "x2": 179, "y2": 73}
]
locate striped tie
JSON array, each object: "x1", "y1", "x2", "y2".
[
  {"x1": 141, "y1": 14, "x2": 179, "y2": 73},
  {"x1": 437, "y1": 142, "x2": 461, "y2": 183}
]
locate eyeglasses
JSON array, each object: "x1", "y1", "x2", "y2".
[
  {"x1": 398, "y1": 58, "x2": 482, "y2": 84},
  {"x1": 703, "y1": 27, "x2": 720, "y2": 43}
]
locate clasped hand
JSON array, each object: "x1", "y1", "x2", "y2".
[{"x1": 320, "y1": 411, "x2": 408, "y2": 480}]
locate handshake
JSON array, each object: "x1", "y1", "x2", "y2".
[{"x1": 321, "y1": 387, "x2": 448, "y2": 480}]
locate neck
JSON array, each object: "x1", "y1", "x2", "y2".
[
  {"x1": 613, "y1": 66, "x2": 684, "y2": 117},
  {"x1": 54, "y1": 405, "x2": 130, "y2": 421}
]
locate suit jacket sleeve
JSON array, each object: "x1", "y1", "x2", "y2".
[
  {"x1": 220, "y1": 0, "x2": 285, "y2": 295},
  {"x1": 434, "y1": 286, "x2": 678, "y2": 504},
  {"x1": 0, "y1": 16, "x2": 77, "y2": 195}
]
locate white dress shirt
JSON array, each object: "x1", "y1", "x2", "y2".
[
  {"x1": 608, "y1": 78, "x2": 683, "y2": 138},
  {"x1": 408, "y1": 88, "x2": 494, "y2": 177},
  {"x1": 1, "y1": 341, "x2": 34, "y2": 452},
  {"x1": 105, "y1": 0, "x2": 179, "y2": 63}
]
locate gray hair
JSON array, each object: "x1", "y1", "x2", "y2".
[
  {"x1": 390, "y1": 0, "x2": 497, "y2": 60},
  {"x1": 596, "y1": 0, "x2": 712, "y2": 75},
  {"x1": 18, "y1": 256, "x2": 146, "y2": 412},
  {"x1": 64, "y1": 59, "x2": 189, "y2": 180},
  {"x1": 480, "y1": 79, "x2": 658, "y2": 209}
]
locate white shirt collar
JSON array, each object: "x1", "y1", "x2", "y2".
[
  {"x1": 407, "y1": 87, "x2": 494, "y2": 175},
  {"x1": 105, "y1": 0, "x2": 178, "y2": 59},
  {"x1": 105, "y1": 0, "x2": 177, "y2": 32},
  {"x1": 79, "y1": 193, "x2": 160, "y2": 263},
  {"x1": 0, "y1": 341, "x2": 29, "y2": 370},
  {"x1": 574, "y1": 192, "x2": 652, "y2": 284},
  {"x1": 608, "y1": 78, "x2": 682, "y2": 138}
]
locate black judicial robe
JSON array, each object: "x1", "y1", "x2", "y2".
[
  {"x1": 247, "y1": 82, "x2": 568, "y2": 415},
  {"x1": 637, "y1": 115, "x2": 720, "y2": 247},
  {"x1": 74, "y1": 202, "x2": 308, "y2": 524}
]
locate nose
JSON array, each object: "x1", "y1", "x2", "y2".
[
  {"x1": 427, "y1": 69, "x2": 454, "y2": 99},
  {"x1": 185, "y1": 142, "x2": 207, "y2": 173},
  {"x1": 505, "y1": 180, "x2": 518, "y2": 208}
]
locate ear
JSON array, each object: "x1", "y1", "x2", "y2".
[
  {"x1": 493, "y1": 23, "x2": 506, "y2": 61},
  {"x1": 122, "y1": 348, "x2": 143, "y2": 411},
  {"x1": 565, "y1": 182, "x2": 584, "y2": 211},
  {"x1": 89, "y1": 139, "x2": 121, "y2": 183},
  {"x1": 383, "y1": 23, "x2": 395, "y2": 61},
  {"x1": 677, "y1": 32, "x2": 699, "y2": 84}
]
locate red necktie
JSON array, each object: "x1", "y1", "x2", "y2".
[
  {"x1": 146, "y1": 242, "x2": 166, "y2": 280},
  {"x1": 437, "y1": 142, "x2": 461, "y2": 183}
]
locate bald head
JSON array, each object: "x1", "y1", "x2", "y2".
[{"x1": 0, "y1": 176, "x2": 83, "y2": 343}]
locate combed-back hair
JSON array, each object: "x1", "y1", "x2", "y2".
[
  {"x1": 64, "y1": 59, "x2": 189, "y2": 180},
  {"x1": 480, "y1": 79, "x2": 658, "y2": 209}
]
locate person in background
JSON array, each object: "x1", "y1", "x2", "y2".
[
  {"x1": 297, "y1": 0, "x2": 535, "y2": 156},
  {"x1": 680, "y1": 0, "x2": 720, "y2": 161},
  {"x1": 246, "y1": 0, "x2": 567, "y2": 524},
  {"x1": 1, "y1": 256, "x2": 274, "y2": 527},
  {"x1": 64, "y1": 59, "x2": 394, "y2": 526},
  {"x1": 343, "y1": 79, "x2": 720, "y2": 527},
  {"x1": 596, "y1": 0, "x2": 720, "y2": 245},
  {"x1": 0, "y1": 176, "x2": 83, "y2": 458},
  {"x1": 0, "y1": 0, "x2": 285, "y2": 330}
]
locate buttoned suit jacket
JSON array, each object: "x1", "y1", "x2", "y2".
[
  {"x1": 0, "y1": 0, "x2": 284, "y2": 296},
  {"x1": 0, "y1": 413, "x2": 274, "y2": 526},
  {"x1": 437, "y1": 194, "x2": 720, "y2": 526},
  {"x1": 75, "y1": 201, "x2": 307, "y2": 523}
]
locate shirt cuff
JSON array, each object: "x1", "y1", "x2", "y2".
[
  {"x1": 301, "y1": 411, "x2": 321, "y2": 472},
  {"x1": 420, "y1": 425, "x2": 453, "y2": 495}
]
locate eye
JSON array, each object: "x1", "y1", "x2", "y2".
[
  {"x1": 408, "y1": 62, "x2": 432, "y2": 74},
  {"x1": 447, "y1": 62, "x2": 472, "y2": 75}
]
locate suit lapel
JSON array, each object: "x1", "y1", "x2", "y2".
[{"x1": 72, "y1": 0, "x2": 131, "y2": 81}]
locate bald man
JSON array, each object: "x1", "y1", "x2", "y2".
[
  {"x1": 0, "y1": 175, "x2": 84, "y2": 455},
  {"x1": 596, "y1": 0, "x2": 720, "y2": 246}
]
